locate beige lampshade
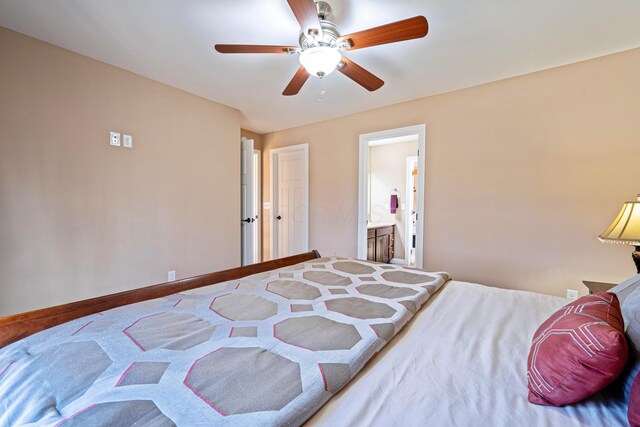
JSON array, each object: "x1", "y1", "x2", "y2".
[{"x1": 599, "y1": 195, "x2": 640, "y2": 245}]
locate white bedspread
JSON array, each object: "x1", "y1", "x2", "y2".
[{"x1": 307, "y1": 281, "x2": 627, "y2": 426}]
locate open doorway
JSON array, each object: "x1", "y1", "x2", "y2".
[{"x1": 358, "y1": 125, "x2": 426, "y2": 268}]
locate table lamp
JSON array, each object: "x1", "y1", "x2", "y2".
[{"x1": 599, "y1": 194, "x2": 640, "y2": 274}]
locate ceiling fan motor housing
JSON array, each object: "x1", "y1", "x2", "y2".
[
  {"x1": 297, "y1": 1, "x2": 351, "y2": 78},
  {"x1": 298, "y1": 2, "x2": 342, "y2": 52},
  {"x1": 299, "y1": 20, "x2": 340, "y2": 49},
  {"x1": 296, "y1": 2, "x2": 356, "y2": 78}
]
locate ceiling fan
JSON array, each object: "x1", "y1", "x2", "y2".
[{"x1": 215, "y1": 0, "x2": 429, "y2": 96}]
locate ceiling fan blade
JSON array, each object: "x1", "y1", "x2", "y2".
[
  {"x1": 215, "y1": 44, "x2": 298, "y2": 54},
  {"x1": 287, "y1": 0, "x2": 322, "y2": 37},
  {"x1": 283, "y1": 66, "x2": 311, "y2": 96},
  {"x1": 338, "y1": 16, "x2": 429, "y2": 51},
  {"x1": 337, "y1": 57, "x2": 384, "y2": 92}
]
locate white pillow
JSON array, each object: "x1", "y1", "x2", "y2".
[
  {"x1": 611, "y1": 274, "x2": 640, "y2": 312},
  {"x1": 622, "y1": 285, "x2": 640, "y2": 330}
]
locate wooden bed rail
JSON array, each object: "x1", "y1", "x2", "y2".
[{"x1": 0, "y1": 250, "x2": 321, "y2": 349}]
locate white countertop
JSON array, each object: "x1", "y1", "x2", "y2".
[{"x1": 367, "y1": 222, "x2": 395, "y2": 230}]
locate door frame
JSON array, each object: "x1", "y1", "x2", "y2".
[
  {"x1": 405, "y1": 156, "x2": 418, "y2": 266},
  {"x1": 270, "y1": 143, "x2": 309, "y2": 259},
  {"x1": 357, "y1": 125, "x2": 426, "y2": 268},
  {"x1": 253, "y1": 149, "x2": 262, "y2": 263}
]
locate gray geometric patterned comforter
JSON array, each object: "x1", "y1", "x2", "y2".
[{"x1": 0, "y1": 257, "x2": 448, "y2": 426}]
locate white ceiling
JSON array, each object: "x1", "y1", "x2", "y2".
[{"x1": 1, "y1": 0, "x2": 639, "y2": 133}]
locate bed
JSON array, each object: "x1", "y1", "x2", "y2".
[
  {"x1": 0, "y1": 251, "x2": 635, "y2": 426},
  {"x1": 309, "y1": 280, "x2": 629, "y2": 426}
]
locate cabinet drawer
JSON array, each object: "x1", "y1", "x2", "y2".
[{"x1": 375, "y1": 226, "x2": 394, "y2": 237}]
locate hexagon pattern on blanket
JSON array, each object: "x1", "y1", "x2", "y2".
[{"x1": 2, "y1": 257, "x2": 447, "y2": 426}]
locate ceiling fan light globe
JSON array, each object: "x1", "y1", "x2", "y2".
[{"x1": 299, "y1": 46, "x2": 341, "y2": 77}]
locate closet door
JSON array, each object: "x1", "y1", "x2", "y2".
[{"x1": 272, "y1": 145, "x2": 308, "y2": 258}]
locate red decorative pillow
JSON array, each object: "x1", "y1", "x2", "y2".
[{"x1": 527, "y1": 292, "x2": 628, "y2": 406}]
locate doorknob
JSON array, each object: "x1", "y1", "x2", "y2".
[
  {"x1": 242, "y1": 218, "x2": 252, "y2": 223},
  {"x1": 276, "y1": 215, "x2": 282, "y2": 220}
]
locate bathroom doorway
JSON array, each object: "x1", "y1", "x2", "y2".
[{"x1": 357, "y1": 125, "x2": 426, "y2": 267}]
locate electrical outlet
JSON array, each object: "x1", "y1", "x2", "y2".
[
  {"x1": 566, "y1": 289, "x2": 579, "y2": 300},
  {"x1": 123, "y1": 134, "x2": 133, "y2": 148},
  {"x1": 110, "y1": 131, "x2": 121, "y2": 147},
  {"x1": 168, "y1": 271, "x2": 176, "y2": 282}
]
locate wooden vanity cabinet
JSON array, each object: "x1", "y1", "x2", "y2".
[
  {"x1": 367, "y1": 229, "x2": 376, "y2": 261},
  {"x1": 366, "y1": 225, "x2": 394, "y2": 263}
]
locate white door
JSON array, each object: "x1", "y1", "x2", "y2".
[
  {"x1": 271, "y1": 144, "x2": 308, "y2": 258},
  {"x1": 241, "y1": 138, "x2": 256, "y2": 265}
]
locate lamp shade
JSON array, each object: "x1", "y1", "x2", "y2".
[
  {"x1": 599, "y1": 196, "x2": 640, "y2": 245},
  {"x1": 299, "y1": 46, "x2": 341, "y2": 77}
]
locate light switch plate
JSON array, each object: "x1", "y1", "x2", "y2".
[
  {"x1": 168, "y1": 271, "x2": 176, "y2": 282},
  {"x1": 123, "y1": 134, "x2": 133, "y2": 148},
  {"x1": 110, "y1": 131, "x2": 121, "y2": 146},
  {"x1": 566, "y1": 289, "x2": 579, "y2": 300}
]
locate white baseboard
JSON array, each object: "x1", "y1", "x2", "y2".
[{"x1": 389, "y1": 258, "x2": 407, "y2": 265}]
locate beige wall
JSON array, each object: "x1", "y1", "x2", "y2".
[
  {"x1": 262, "y1": 48, "x2": 640, "y2": 297},
  {"x1": 0, "y1": 27, "x2": 241, "y2": 316},
  {"x1": 370, "y1": 141, "x2": 418, "y2": 260}
]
